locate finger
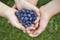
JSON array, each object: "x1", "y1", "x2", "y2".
[
  {"x1": 13, "y1": 15, "x2": 26, "y2": 30},
  {"x1": 14, "y1": 0, "x2": 23, "y2": 10},
  {"x1": 26, "y1": 24, "x2": 35, "y2": 31},
  {"x1": 22, "y1": 1, "x2": 39, "y2": 11},
  {"x1": 26, "y1": 0, "x2": 38, "y2": 6},
  {"x1": 31, "y1": 17, "x2": 50, "y2": 37},
  {"x1": 12, "y1": 4, "x2": 16, "y2": 8},
  {"x1": 26, "y1": 21, "x2": 39, "y2": 36},
  {"x1": 26, "y1": 22, "x2": 39, "y2": 34},
  {"x1": 26, "y1": 21, "x2": 39, "y2": 31},
  {"x1": 22, "y1": 1, "x2": 40, "y2": 23},
  {"x1": 34, "y1": 21, "x2": 40, "y2": 30},
  {"x1": 34, "y1": 9, "x2": 40, "y2": 23},
  {"x1": 27, "y1": 30, "x2": 39, "y2": 37},
  {"x1": 34, "y1": 15, "x2": 40, "y2": 23},
  {"x1": 12, "y1": 4, "x2": 18, "y2": 10},
  {"x1": 29, "y1": 21, "x2": 39, "y2": 31},
  {"x1": 27, "y1": 16, "x2": 50, "y2": 37},
  {"x1": 14, "y1": 0, "x2": 39, "y2": 11}
]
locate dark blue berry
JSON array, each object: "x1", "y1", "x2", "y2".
[
  {"x1": 15, "y1": 11, "x2": 20, "y2": 16},
  {"x1": 20, "y1": 9, "x2": 25, "y2": 13},
  {"x1": 23, "y1": 13, "x2": 27, "y2": 17},
  {"x1": 24, "y1": 17, "x2": 29, "y2": 21},
  {"x1": 23, "y1": 24, "x2": 28, "y2": 28},
  {"x1": 28, "y1": 14, "x2": 31, "y2": 17}
]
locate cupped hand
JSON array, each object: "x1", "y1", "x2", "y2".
[
  {"x1": 13, "y1": 0, "x2": 40, "y2": 32},
  {"x1": 27, "y1": 0, "x2": 60, "y2": 37},
  {"x1": 26, "y1": 6, "x2": 51, "y2": 37},
  {"x1": 5, "y1": 8, "x2": 26, "y2": 31}
]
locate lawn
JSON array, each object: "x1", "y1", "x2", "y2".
[{"x1": 0, "y1": 0, "x2": 60, "y2": 40}]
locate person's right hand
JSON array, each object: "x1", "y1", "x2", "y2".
[{"x1": 26, "y1": 0, "x2": 60, "y2": 37}]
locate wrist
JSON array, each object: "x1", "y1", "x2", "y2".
[
  {"x1": 0, "y1": 2, "x2": 10, "y2": 17},
  {"x1": 0, "y1": 2, "x2": 17, "y2": 18},
  {"x1": 41, "y1": 0, "x2": 60, "y2": 17}
]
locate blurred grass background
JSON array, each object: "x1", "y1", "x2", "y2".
[{"x1": 0, "y1": 0, "x2": 60, "y2": 40}]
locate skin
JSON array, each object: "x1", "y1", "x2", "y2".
[
  {"x1": 0, "y1": 2, "x2": 26, "y2": 31},
  {"x1": 0, "y1": 0, "x2": 60, "y2": 37},
  {"x1": 26, "y1": 0, "x2": 38, "y2": 6},
  {"x1": 27, "y1": 0, "x2": 60, "y2": 37}
]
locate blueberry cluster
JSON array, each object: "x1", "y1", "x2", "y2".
[{"x1": 15, "y1": 8, "x2": 37, "y2": 28}]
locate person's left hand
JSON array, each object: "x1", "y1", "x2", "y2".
[{"x1": 0, "y1": 2, "x2": 26, "y2": 32}]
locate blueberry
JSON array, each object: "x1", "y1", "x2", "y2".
[
  {"x1": 28, "y1": 14, "x2": 31, "y2": 17},
  {"x1": 26, "y1": 10, "x2": 30, "y2": 13},
  {"x1": 20, "y1": 9, "x2": 26, "y2": 13},
  {"x1": 29, "y1": 11, "x2": 34, "y2": 14},
  {"x1": 29, "y1": 22, "x2": 32, "y2": 24},
  {"x1": 23, "y1": 23, "x2": 29, "y2": 28},
  {"x1": 18, "y1": 19, "x2": 22, "y2": 23},
  {"x1": 34, "y1": 17, "x2": 37, "y2": 20},
  {"x1": 30, "y1": 17, "x2": 33, "y2": 21},
  {"x1": 20, "y1": 13, "x2": 23, "y2": 16},
  {"x1": 24, "y1": 17, "x2": 29, "y2": 21},
  {"x1": 20, "y1": 17, "x2": 24, "y2": 20},
  {"x1": 15, "y1": 11, "x2": 20, "y2": 16},
  {"x1": 23, "y1": 13, "x2": 27, "y2": 17},
  {"x1": 23, "y1": 24, "x2": 28, "y2": 28}
]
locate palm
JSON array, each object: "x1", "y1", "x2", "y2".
[
  {"x1": 13, "y1": 0, "x2": 40, "y2": 32},
  {"x1": 6, "y1": 8, "x2": 26, "y2": 31},
  {"x1": 26, "y1": 7, "x2": 51, "y2": 37}
]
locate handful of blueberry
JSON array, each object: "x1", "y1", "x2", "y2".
[{"x1": 15, "y1": 8, "x2": 37, "y2": 28}]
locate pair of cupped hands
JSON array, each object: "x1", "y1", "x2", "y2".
[{"x1": 0, "y1": 0, "x2": 60, "y2": 37}]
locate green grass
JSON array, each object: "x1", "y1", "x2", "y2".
[{"x1": 0, "y1": 0, "x2": 60, "y2": 40}]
